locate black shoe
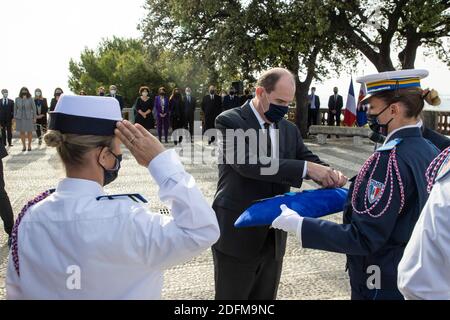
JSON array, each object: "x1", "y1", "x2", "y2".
[
  {"x1": 8, "y1": 144, "x2": 13, "y2": 147},
  {"x1": 22, "y1": 147, "x2": 26, "y2": 152}
]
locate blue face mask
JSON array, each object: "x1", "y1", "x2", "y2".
[{"x1": 264, "y1": 94, "x2": 289, "y2": 123}]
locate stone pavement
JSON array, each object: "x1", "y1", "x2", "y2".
[{"x1": 0, "y1": 136, "x2": 375, "y2": 300}]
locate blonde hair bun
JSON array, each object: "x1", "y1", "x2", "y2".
[
  {"x1": 44, "y1": 130, "x2": 64, "y2": 148},
  {"x1": 422, "y1": 88, "x2": 441, "y2": 106}
]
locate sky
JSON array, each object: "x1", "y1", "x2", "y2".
[{"x1": 1, "y1": 0, "x2": 449, "y2": 107}]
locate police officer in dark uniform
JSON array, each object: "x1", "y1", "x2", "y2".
[{"x1": 272, "y1": 69, "x2": 441, "y2": 300}]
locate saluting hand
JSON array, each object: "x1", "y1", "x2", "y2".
[{"x1": 115, "y1": 120, "x2": 165, "y2": 167}]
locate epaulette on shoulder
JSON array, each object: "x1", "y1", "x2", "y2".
[
  {"x1": 376, "y1": 138, "x2": 403, "y2": 152},
  {"x1": 96, "y1": 193, "x2": 148, "y2": 203}
]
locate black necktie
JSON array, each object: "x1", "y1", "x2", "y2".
[
  {"x1": 3, "y1": 99, "x2": 6, "y2": 107},
  {"x1": 264, "y1": 123, "x2": 272, "y2": 157}
]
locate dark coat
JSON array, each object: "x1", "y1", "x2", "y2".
[
  {"x1": 0, "y1": 99, "x2": 14, "y2": 125},
  {"x1": 201, "y1": 94, "x2": 222, "y2": 131},
  {"x1": 213, "y1": 102, "x2": 327, "y2": 260},
  {"x1": 222, "y1": 95, "x2": 240, "y2": 111},
  {"x1": 301, "y1": 127, "x2": 439, "y2": 299}
]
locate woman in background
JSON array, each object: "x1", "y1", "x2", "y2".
[
  {"x1": 34, "y1": 88, "x2": 49, "y2": 145},
  {"x1": 134, "y1": 86, "x2": 154, "y2": 130},
  {"x1": 49, "y1": 88, "x2": 63, "y2": 112},
  {"x1": 15, "y1": 87, "x2": 36, "y2": 151}
]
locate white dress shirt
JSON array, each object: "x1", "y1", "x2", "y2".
[
  {"x1": 398, "y1": 173, "x2": 450, "y2": 300},
  {"x1": 6, "y1": 149, "x2": 220, "y2": 300}
]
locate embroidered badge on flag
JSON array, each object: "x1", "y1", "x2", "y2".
[{"x1": 368, "y1": 179, "x2": 384, "y2": 204}]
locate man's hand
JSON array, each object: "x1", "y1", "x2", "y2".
[
  {"x1": 115, "y1": 120, "x2": 165, "y2": 167},
  {"x1": 307, "y1": 162, "x2": 348, "y2": 188}
]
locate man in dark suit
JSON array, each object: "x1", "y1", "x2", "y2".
[
  {"x1": 184, "y1": 87, "x2": 196, "y2": 142},
  {"x1": 327, "y1": 87, "x2": 344, "y2": 138},
  {"x1": 212, "y1": 68, "x2": 347, "y2": 300},
  {"x1": 328, "y1": 87, "x2": 344, "y2": 127},
  {"x1": 222, "y1": 87, "x2": 240, "y2": 111},
  {"x1": 107, "y1": 85, "x2": 125, "y2": 111},
  {"x1": 201, "y1": 85, "x2": 223, "y2": 145},
  {"x1": 0, "y1": 89, "x2": 14, "y2": 147},
  {"x1": 0, "y1": 142, "x2": 13, "y2": 247},
  {"x1": 240, "y1": 88, "x2": 254, "y2": 106},
  {"x1": 307, "y1": 87, "x2": 320, "y2": 129}
]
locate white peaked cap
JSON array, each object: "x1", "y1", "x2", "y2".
[{"x1": 49, "y1": 95, "x2": 123, "y2": 136}]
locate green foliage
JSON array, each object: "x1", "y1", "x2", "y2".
[{"x1": 68, "y1": 37, "x2": 210, "y2": 106}]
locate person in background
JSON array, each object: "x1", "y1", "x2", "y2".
[
  {"x1": 5, "y1": 95, "x2": 219, "y2": 299},
  {"x1": 201, "y1": 85, "x2": 222, "y2": 145},
  {"x1": 169, "y1": 88, "x2": 185, "y2": 145},
  {"x1": 328, "y1": 87, "x2": 343, "y2": 126},
  {"x1": 49, "y1": 88, "x2": 63, "y2": 112},
  {"x1": 79, "y1": 90, "x2": 87, "y2": 96},
  {"x1": 134, "y1": 86, "x2": 154, "y2": 131},
  {"x1": 154, "y1": 87, "x2": 170, "y2": 143},
  {"x1": 34, "y1": 88, "x2": 49, "y2": 146},
  {"x1": 307, "y1": 87, "x2": 320, "y2": 129},
  {"x1": 184, "y1": 87, "x2": 196, "y2": 142},
  {"x1": 0, "y1": 89, "x2": 14, "y2": 147},
  {"x1": 223, "y1": 87, "x2": 240, "y2": 111},
  {"x1": 0, "y1": 142, "x2": 14, "y2": 248},
  {"x1": 98, "y1": 87, "x2": 106, "y2": 97},
  {"x1": 15, "y1": 87, "x2": 36, "y2": 152},
  {"x1": 107, "y1": 85, "x2": 124, "y2": 111},
  {"x1": 240, "y1": 88, "x2": 253, "y2": 105}
]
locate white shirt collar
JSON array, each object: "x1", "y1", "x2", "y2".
[
  {"x1": 249, "y1": 99, "x2": 268, "y2": 128},
  {"x1": 56, "y1": 178, "x2": 104, "y2": 197},
  {"x1": 383, "y1": 120, "x2": 423, "y2": 145}
]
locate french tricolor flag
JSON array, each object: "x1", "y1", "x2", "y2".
[{"x1": 343, "y1": 77, "x2": 357, "y2": 127}]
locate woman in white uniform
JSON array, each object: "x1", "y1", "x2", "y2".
[
  {"x1": 6, "y1": 95, "x2": 220, "y2": 299},
  {"x1": 398, "y1": 145, "x2": 450, "y2": 300}
]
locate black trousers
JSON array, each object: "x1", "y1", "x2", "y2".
[
  {"x1": 327, "y1": 111, "x2": 341, "y2": 127},
  {"x1": 212, "y1": 230, "x2": 283, "y2": 300},
  {"x1": 0, "y1": 159, "x2": 14, "y2": 236},
  {"x1": 36, "y1": 123, "x2": 47, "y2": 139},
  {"x1": 1, "y1": 123, "x2": 12, "y2": 146},
  {"x1": 308, "y1": 109, "x2": 318, "y2": 128},
  {"x1": 184, "y1": 113, "x2": 194, "y2": 139}
]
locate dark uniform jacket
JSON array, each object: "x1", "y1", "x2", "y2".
[{"x1": 301, "y1": 127, "x2": 439, "y2": 299}]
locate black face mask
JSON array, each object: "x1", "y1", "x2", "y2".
[
  {"x1": 209, "y1": 90, "x2": 215, "y2": 95},
  {"x1": 367, "y1": 104, "x2": 394, "y2": 136},
  {"x1": 99, "y1": 148, "x2": 122, "y2": 186},
  {"x1": 99, "y1": 92, "x2": 105, "y2": 96},
  {"x1": 263, "y1": 93, "x2": 289, "y2": 123}
]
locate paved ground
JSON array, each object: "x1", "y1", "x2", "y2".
[{"x1": 0, "y1": 136, "x2": 375, "y2": 300}]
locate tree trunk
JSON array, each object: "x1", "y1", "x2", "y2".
[
  {"x1": 399, "y1": 35, "x2": 420, "y2": 69},
  {"x1": 295, "y1": 78, "x2": 310, "y2": 138}
]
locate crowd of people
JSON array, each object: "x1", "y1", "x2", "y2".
[{"x1": 1, "y1": 67, "x2": 450, "y2": 301}]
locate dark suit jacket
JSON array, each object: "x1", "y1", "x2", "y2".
[
  {"x1": 34, "y1": 99, "x2": 49, "y2": 125},
  {"x1": 0, "y1": 99, "x2": 14, "y2": 125},
  {"x1": 222, "y1": 95, "x2": 240, "y2": 111},
  {"x1": 184, "y1": 95, "x2": 196, "y2": 120},
  {"x1": 201, "y1": 94, "x2": 222, "y2": 130},
  {"x1": 328, "y1": 94, "x2": 343, "y2": 113},
  {"x1": 213, "y1": 102, "x2": 327, "y2": 260},
  {"x1": 423, "y1": 126, "x2": 450, "y2": 151},
  {"x1": 107, "y1": 94, "x2": 125, "y2": 110},
  {"x1": 49, "y1": 98, "x2": 58, "y2": 112},
  {"x1": 307, "y1": 95, "x2": 320, "y2": 110}
]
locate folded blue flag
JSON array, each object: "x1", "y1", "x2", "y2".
[{"x1": 234, "y1": 188, "x2": 349, "y2": 228}]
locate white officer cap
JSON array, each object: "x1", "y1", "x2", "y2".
[
  {"x1": 49, "y1": 95, "x2": 122, "y2": 136},
  {"x1": 356, "y1": 69, "x2": 429, "y2": 103}
]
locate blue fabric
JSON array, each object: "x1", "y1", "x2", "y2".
[{"x1": 234, "y1": 188, "x2": 349, "y2": 228}]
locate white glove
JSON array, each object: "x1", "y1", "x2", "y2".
[{"x1": 272, "y1": 205, "x2": 303, "y2": 234}]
